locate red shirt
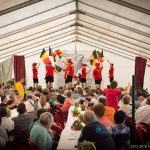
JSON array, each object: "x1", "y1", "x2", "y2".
[
  {"x1": 46, "y1": 65, "x2": 55, "y2": 76},
  {"x1": 67, "y1": 64, "x2": 74, "y2": 76},
  {"x1": 81, "y1": 67, "x2": 86, "y2": 79},
  {"x1": 104, "y1": 88, "x2": 121, "y2": 111},
  {"x1": 93, "y1": 67, "x2": 103, "y2": 80},
  {"x1": 109, "y1": 67, "x2": 114, "y2": 78},
  {"x1": 32, "y1": 66, "x2": 38, "y2": 79},
  {"x1": 63, "y1": 68, "x2": 68, "y2": 79}
]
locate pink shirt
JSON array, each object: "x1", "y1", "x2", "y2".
[
  {"x1": 62, "y1": 98, "x2": 73, "y2": 112},
  {"x1": 99, "y1": 116, "x2": 113, "y2": 128},
  {"x1": 104, "y1": 89, "x2": 121, "y2": 111}
]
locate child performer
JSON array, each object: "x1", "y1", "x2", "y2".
[
  {"x1": 65, "y1": 59, "x2": 74, "y2": 89},
  {"x1": 93, "y1": 62, "x2": 103, "y2": 89},
  {"x1": 107, "y1": 60, "x2": 114, "y2": 83},
  {"x1": 80, "y1": 63, "x2": 87, "y2": 89},
  {"x1": 45, "y1": 62, "x2": 55, "y2": 89},
  {"x1": 32, "y1": 62, "x2": 40, "y2": 89}
]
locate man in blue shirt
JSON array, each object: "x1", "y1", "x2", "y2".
[{"x1": 78, "y1": 110, "x2": 116, "y2": 150}]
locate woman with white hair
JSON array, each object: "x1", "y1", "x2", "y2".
[
  {"x1": 119, "y1": 95, "x2": 132, "y2": 116},
  {"x1": 30, "y1": 112, "x2": 53, "y2": 150}
]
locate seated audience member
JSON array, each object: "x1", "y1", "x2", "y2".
[
  {"x1": 138, "y1": 95, "x2": 146, "y2": 106},
  {"x1": 101, "y1": 81, "x2": 131, "y2": 111},
  {"x1": 39, "y1": 95, "x2": 50, "y2": 110},
  {"x1": 135, "y1": 96, "x2": 150, "y2": 125},
  {"x1": 30, "y1": 112, "x2": 53, "y2": 150},
  {"x1": 93, "y1": 103, "x2": 113, "y2": 128},
  {"x1": 28, "y1": 109, "x2": 47, "y2": 134},
  {"x1": 86, "y1": 91, "x2": 98, "y2": 105},
  {"x1": 112, "y1": 110, "x2": 130, "y2": 149},
  {"x1": 12, "y1": 102, "x2": 37, "y2": 130},
  {"x1": 0, "y1": 106, "x2": 14, "y2": 131},
  {"x1": 78, "y1": 110, "x2": 116, "y2": 150},
  {"x1": 57, "y1": 89, "x2": 66, "y2": 104},
  {"x1": 0, "y1": 137, "x2": 6, "y2": 148},
  {"x1": 0, "y1": 95, "x2": 7, "y2": 107},
  {"x1": 135, "y1": 101, "x2": 141, "y2": 110},
  {"x1": 72, "y1": 88, "x2": 81, "y2": 100},
  {"x1": 49, "y1": 92, "x2": 60, "y2": 114},
  {"x1": 119, "y1": 95, "x2": 132, "y2": 116},
  {"x1": 0, "y1": 115, "x2": 8, "y2": 144},
  {"x1": 99, "y1": 96, "x2": 115, "y2": 124},
  {"x1": 25, "y1": 93, "x2": 40, "y2": 113},
  {"x1": 62, "y1": 91, "x2": 73, "y2": 112}
]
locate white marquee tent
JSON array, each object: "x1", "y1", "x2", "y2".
[{"x1": 0, "y1": 0, "x2": 150, "y2": 89}]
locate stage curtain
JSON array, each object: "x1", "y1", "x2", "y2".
[
  {"x1": 0, "y1": 57, "x2": 13, "y2": 84},
  {"x1": 135, "y1": 57, "x2": 147, "y2": 88},
  {"x1": 14, "y1": 55, "x2": 26, "y2": 84}
]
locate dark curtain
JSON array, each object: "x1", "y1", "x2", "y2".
[
  {"x1": 14, "y1": 55, "x2": 26, "y2": 84},
  {"x1": 135, "y1": 57, "x2": 147, "y2": 89}
]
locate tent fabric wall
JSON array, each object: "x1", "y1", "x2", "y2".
[
  {"x1": 0, "y1": 56, "x2": 13, "y2": 84},
  {"x1": 14, "y1": 55, "x2": 26, "y2": 83}
]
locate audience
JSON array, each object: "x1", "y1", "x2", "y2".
[
  {"x1": 30, "y1": 112, "x2": 53, "y2": 150},
  {"x1": 78, "y1": 110, "x2": 116, "y2": 150},
  {"x1": 72, "y1": 88, "x2": 81, "y2": 100},
  {"x1": 98, "y1": 96, "x2": 115, "y2": 124},
  {"x1": 61, "y1": 91, "x2": 73, "y2": 112},
  {"x1": 0, "y1": 115, "x2": 8, "y2": 147},
  {"x1": 39, "y1": 95, "x2": 50, "y2": 110},
  {"x1": 0, "y1": 106, "x2": 14, "y2": 132},
  {"x1": 111, "y1": 110, "x2": 130, "y2": 149},
  {"x1": 93, "y1": 103, "x2": 113, "y2": 128},
  {"x1": 56, "y1": 89, "x2": 66, "y2": 104},
  {"x1": 12, "y1": 102, "x2": 36, "y2": 130},
  {"x1": 119, "y1": 95, "x2": 132, "y2": 116},
  {"x1": 135, "y1": 96, "x2": 150, "y2": 125},
  {"x1": 86, "y1": 91, "x2": 98, "y2": 105},
  {"x1": 0, "y1": 80, "x2": 149, "y2": 150}
]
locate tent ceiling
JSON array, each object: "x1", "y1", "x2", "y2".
[{"x1": 0, "y1": 0, "x2": 150, "y2": 62}]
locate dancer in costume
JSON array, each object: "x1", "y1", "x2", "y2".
[
  {"x1": 45, "y1": 62, "x2": 55, "y2": 89},
  {"x1": 32, "y1": 62, "x2": 40, "y2": 89},
  {"x1": 80, "y1": 64, "x2": 88, "y2": 89},
  {"x1": 65, "y1": 59, "x2": 74, "y2": 89},
  {"x1": 93, "y1": 62, "x2": 103, "y2": 89},
  {"x1": 107, "y1": 60, "x2": 114, "y2": 83}
]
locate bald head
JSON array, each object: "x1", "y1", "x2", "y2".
[{"x1": 83, "y1": 110, "x2": 96, "y2": 124}]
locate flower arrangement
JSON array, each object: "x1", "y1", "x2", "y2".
[
  {"x1": 71, "y1": 107, "x2": 79, "y2": 117},
  {"x1": 71, "y1": 120, "x2": 83, "y2": 130}
]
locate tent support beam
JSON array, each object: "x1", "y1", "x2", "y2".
[
  {"x1": 78, "y1": 29, "x2": 150, "y2": 56},
  {"x1": 78, "y1": 19, "x2": 150, "y2": 46}
]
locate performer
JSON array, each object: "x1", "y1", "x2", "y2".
[
  {"x1": 93, "y1": 62, "x2": 103, "y2": 89},
  {"x1": 65, "y1": 59, "x2": 74, "y2": 89},
  {"x1": 109, "y1": 63, "x2": 114, "y2": 83},
  {"x1": 80, "y1": 64, "x2": 87, "y2": 89},
  {"x1": 63, "y1": 67, "x2": 68, "y2": 89},
  {"x1": 45, "y1": 62, "x2": 55, "y2": 89},
  {"x1": 15, "y1": 78, "x2": 24, "y2": 98},
  {"x1": 107, "y1": 60, "x2": 114, "y2": 83},
  {"x1": 32, "y1": 62, "x2": 40, "y2": 89}
]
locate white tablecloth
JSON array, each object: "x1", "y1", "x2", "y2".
[{"x1": 57, "y1": 106, "x2": 84, "y2": 150}]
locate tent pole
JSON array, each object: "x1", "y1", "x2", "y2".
[{"x1": 132, "y1": 75, "x2": 135, "y2": 123}]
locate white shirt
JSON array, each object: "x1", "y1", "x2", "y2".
[
  {"x1": 25, "y1": 99, "x2": 40, "y2": 112},
  {"x1": 1, "y1": 117, "x2": 14, "y2": 131},
  {"x1": 135, "y1": 105, "x2": 150, "y2": 125},
  {"x1": 119, "y1": 104, "x2": 132, "y2": 116},
  {"x1": 38, "y1": 102, "x2": 50, "y2": 110},
  {"x1": 91, "y1": 97, "x2": 98, "y2": 105}
]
